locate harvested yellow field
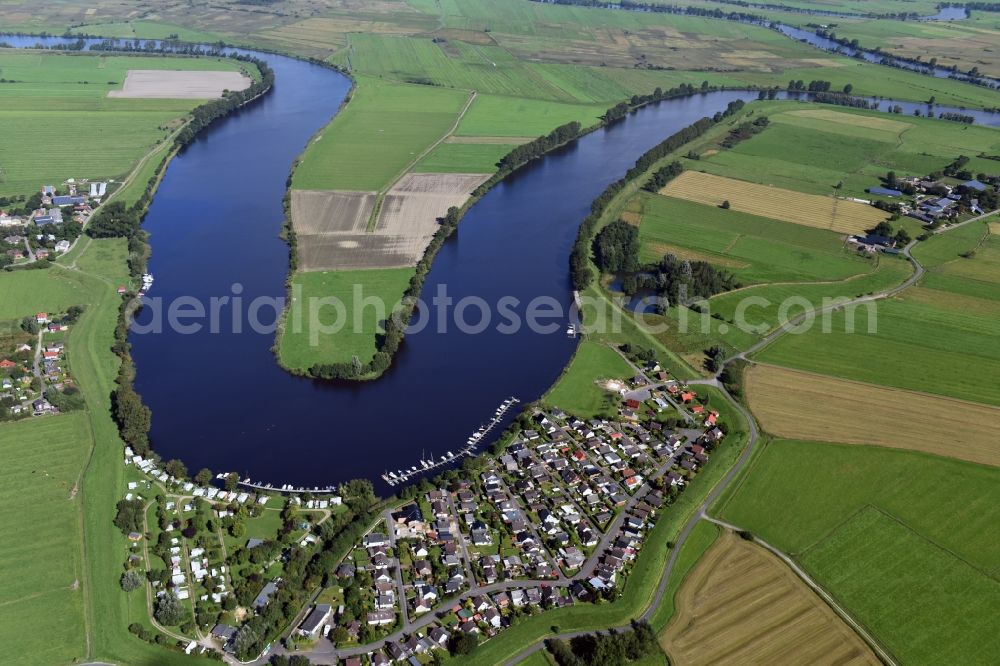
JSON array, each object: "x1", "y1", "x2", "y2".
[
  {"x1": 660, "y1": 171, "x2": 888, "y2": 234},
  {"x1": 661, "y1": 531, "x2": 879, "y2": 666},
  {"x1": 746, "y1": 364, "x2": 1000, "y2": 467}
]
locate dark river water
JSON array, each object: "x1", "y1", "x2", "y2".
[{"x1": 7, "y1": 35, "x2": 999, "y2": 491}]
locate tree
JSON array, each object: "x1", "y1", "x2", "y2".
[
  {"x1": 720, "y1": 200, "x2": 731, "y2": 209},
  {"x1": 592, "y1": 220, "x2": 639, "y2": 273},
  {"x1": 224, "y1": 472, "x2": 239, "y2": 491},
  {"x1": 194, "y1": 467, "x2": 213, "y2": 486},
  {"x1": 120, "y1": 570, "x2": 144, "y2": 592},
  {"x1": 842, "y1": 83, "x2": 853, "y2": 94},
  {"x1": 870, "y1": 221, "x2": 894, "y2": 237},
  {"x1": 165, "y1": 458, "x2": 188, "y2": 480},
  {"x1": 154, "y1": 592, "x2": 185, "y2": 626},
  {"x1": 449, "y1": 633, "x2": 479, "y2": 655}
]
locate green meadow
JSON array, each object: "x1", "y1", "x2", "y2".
[
  {"x1": 0, "y1": 269, "x2": 89, "y2": 319},
  {"x1": 412, "y1": 142, "x2": 513, "y2": 174},
  {"x1": 636, "y1": 193, "x2": 878, "y2": 284},
  {"x1": 0, "y1": 239, "x2": 213, "y2": 665},
  {"x1": 718, "y1": 439, "x2": 1000, "y2": 666},
  {"x1": 690, "y1": 103, "x2": 1000, "y2": 201},
  {"x1": 543, "y1": 340, "x2": 635, "y2": 418},
  {"x1": 279, "y1": 267, "x2": 416, "y2": 371},
  {"x1": 291, "y1": 76, "x2": 469, "y2": 191},
  {"x1": 755, "y1": 221, "x2": 1000, "y2": 405},
  {"x1": 0, "y1": 414, "x2": 90, "y2": 666},
  {"x1": 0, "y1": 50, "x2": 250, "y2": 197},
  {"x1": 456, "y1": 95, "x2": 607, "y2": 137}
]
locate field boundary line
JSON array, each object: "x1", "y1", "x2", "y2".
[
  {"x1": 803, "y1": 504, "x2": 1000, "y2": 583},
  {"x1": 708, "y1": 261, "x2": 880, "y2": 299},
  {"x1": 750, "y1": 361, "x2": 1000, "y2": 413},
  {"x1": 366, "y1": 88, "x2": 478, "y2": 232},
  {"x1": 701, "y1": 517, "x2": 899, "y2": 666}
]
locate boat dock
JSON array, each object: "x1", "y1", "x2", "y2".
[
  {"x1": 221, "y1": 474, "x2": 339, "y2": 495},
  {"x1": 381, "y1": 396, "x2": 520, "y2": 487}
]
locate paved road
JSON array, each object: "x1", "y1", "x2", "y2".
[
  {"x1": 504, "y1": 385, "x2": 758, "y2": 665},
  {"x1": 726, "y1": 239, "x2": 925, "y2": 365},
  {"x1": 383, "y1": 508, "x2": 411, "y2": 627},
  {"x1": 270, "y1": 428, "x2": 693, "y2": 664},
  {"x1": 262, "y1": 217, "x2": 1000, "y2": 665}
]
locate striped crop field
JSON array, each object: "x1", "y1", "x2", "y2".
[{"x1": 660, "y1": 170, "x2": 888, "y2": 234}]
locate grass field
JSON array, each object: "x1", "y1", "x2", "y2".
[
  {"x1": 0, "y1": 50, "x2": 251, "y2": 197},
  {"x1": 455, "y1": 94, "x2": 606, "y2": 137},
  {"x1": 0, "y1": 237, "x2": 213, "y2": 665},
  {"x1": 718, "y1": 439, "x2": 1000, "y2": 665},
  {"x1": 0, "y1": 268, "x2": 89, "y2": 319},
  {"x1": 690, "y1": 104, "x2": 1000, "y2": 201},
  {"x1": 412, "y1": 142, "x2": 513, "y2": 173},
  {"x1": 279, "y1": 267, "x2": 416, "y2": 370},
  {"x1": 660, "y1": 530, "x2": 879, "y2": 666},
  {"x1": 636, "y1": 193, "x2": 879, "y2": 284},
  {"x1": 755, "y1": 222, "x2": 1000, "y2": 406},
  {"x1": 543, "y1": 341, "x2": 635, "y2": 418},
  {"x1": 291, "y1": 77, "x2": 469, "y2": 192},
  {"x1": 660, "y1": 171, "x2": 888, "y2": 234},
  {"x1": 0, "y1": 414, "x2": 90, "y2": 666},
  {"x1": 800, "y1": 507, "x2": 1000, "y2": 666}
]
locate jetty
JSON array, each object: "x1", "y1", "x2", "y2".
[
  {"x1": 381, "y1": 396, "x2": 520, "y2": 487},
  {"x1": 221, "y1": 474, "x2": 339, "y2": 495}
]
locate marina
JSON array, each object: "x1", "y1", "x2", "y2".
[{"x1": 381, "y1": 397, "x2": 520, "y2": 486}]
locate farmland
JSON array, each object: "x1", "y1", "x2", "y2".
[
  {"x1": 660, "y1": 530, "x2": 879, "y2": 666},
  {"x1": 717, "y1": 439, "x2": 1000, "y2": 666},
  {"x1": 0, "y1": 414, "x2": 90, "y2": 666},
  {"x1": 279, "y1": 267, "x2": 416, "y2": 371},
  {"x1": 755, "y1": 221, "x2": 1000, "y2": 406},
  {"x1": 689, "y1": 105, "x2": 1000, "y2": 201},
  {"x1": 745, "y1": 364, "x2": 1000, "y2": 467},
  {"x1": 290, "y1": 76, "x2": 470, "y2": 192},
  {"x1": 659, "y1": 171, "x2": 888, "y2": 234},
  {"x1": 636, "y1": 193, "x2": 880, "y2": 283},
  {"x1": 0, "y1": 50, "x2": 252, "y2": 197}
]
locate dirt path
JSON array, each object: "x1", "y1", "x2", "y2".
[{"x1": 365, "y1": 89, "x2": 478, "y2": 232}]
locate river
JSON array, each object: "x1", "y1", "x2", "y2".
[{"x1": 6, "y1": 35, "x2": 999, "y2": 492}]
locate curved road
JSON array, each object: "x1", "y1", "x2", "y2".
[{"x1": 503, "y1": 224, "x2": 981, "y2": 664}]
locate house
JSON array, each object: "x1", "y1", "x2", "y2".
[
  {"x1": 680, "y1": 391, "x2": 695, "y2": 403},
  {"x1": 52, "y1": 195, "x2": 86, "y2": 207},
  {"x1": 962, "y1": 179, "x2": 988, "y2": 192},
  {"x1": 253, "y1": 581, "x2": 278, "y2": 610},
  {"x1": 367, "y1": 610, "x2": 395, "y2": 626},
  {"x1": 363, "y1": 532, "x2": 389, "y2": 548},
  {"x1": 867, "y1": 186, "x2": 902, "y2": 197},
  {"x1": 297, "y1": 604, "x2": 332, "y2": 637},
  {"x1": 36, "y1": 312, "x2": 49, "y2": 324},
  {"x1": 55, "y1": 239, "x2": 71, "y2": 253},
  {"x1": 210, "y1": 624, "x2": 236, "y2": 642}
]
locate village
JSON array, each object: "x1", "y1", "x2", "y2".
[
  {"x1": 115, "y1": 352, "x2": 727, "y2": 664},
  {"x1": 0, "y1": 309, "x2": 80, "y2": 420},
  {"x1": 0, "y1": 179, "x2": 106, "y2": 265}
]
